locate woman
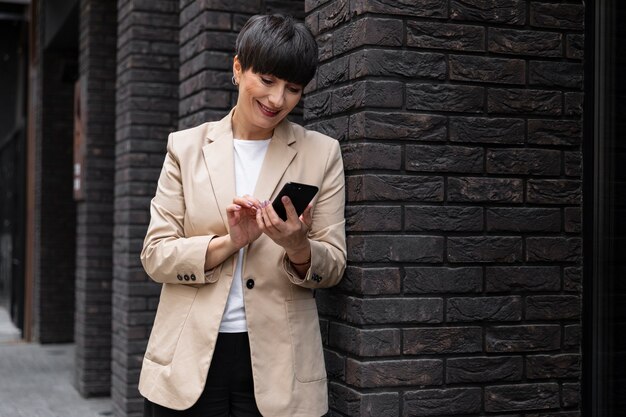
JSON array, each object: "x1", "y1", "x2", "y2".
[{"x1": 140, "y1": 14, "x2": 346, "y2": 417}]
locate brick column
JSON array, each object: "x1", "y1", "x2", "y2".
[
  {"x1": 33, "y1": 5, "x2": 77, "y2": 344},
  {"x1": 74, "y1": 0, "x2": 117, "y2": 397},
  {"x1": 178, "y1": 1, "x2": 261, "y2": 129},
  {"x1": 114, "y1": 1, "x2": 179, "y2": 416},
  {"x1": 304, "y1": 1, "x2": 584, "y2": 416}
]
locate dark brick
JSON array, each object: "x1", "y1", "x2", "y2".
[
  {"x1": 305, "y1": 0, "x2": 331, "y2": 13},
  {"x1": 531, "y1": 2, "x2": 584, "y2": 30},
  {"x1": 345, "y1": 297, "x2": 444, "y2": 325},
  {"x1": 332, "y1": 81, "x2": 403, "y2": 114},
  {"x1": 329, "y1": 383, "x2": 399, "y2": 417},
  {"x1": 564, "y1": 267, "x2": 582, "y2": 292},
  {"x1": 346, "y1": 205, "x2": 401, "y2": 232},
  {"x1": 333, "y1": 17, "x2": 403, "y2": 56},
  {"x1": 348, "y1": 235, "x2": 444, "y2": 263},
  {"x1": 450, "y1": 55, "x2": 525, "y2": 84},
  {"x1": 527, "y1": 180, "x2": 582, "y2": 204},
  {"x1": 304, "y1": 116, "x2": 349, "y2": 141},
  {"x1": 564, "y1": 325, "x2": 581, "y2": 350},
  {"x1": 304, "y1": 91, "x2": 331, "y2": 120},
  {"x1": 406, "y1": 145, "x2": 483, "y2": 173},
  {"x1": 347, "y1": 174, "x2": 444, "y2": 202},
  {"x1": 565, "y1": 92, "x2": 584, "y2": 116},
  {"x1": 562, "y1": 383, "x2": 581, "y2": 408},
  {"x1": 346, "y1": 358, "x2": 443, "y2": 388},
  {"x1": 450, "y1": 0, "x2": 525, "y2": 24},
  {"x1": 487, "y1": 148, "x2": 560, "y2": 175},
  {"x1": 404, "y1": 267, "x2": 482, "y2": 294},
  {"x1": 485, "y1": 383, "x2": 559, "y2": 412},
  {"x1": 407, "y1": 21, "x2": 485, "y2": 51},
  {"x1": 405, "y1": 206, "x2": 483, "y2": 232},
  {"x1": 447, "y1": 356, "x2": 523, "y2": 384},
  {"x1": 340, "y1": 266, "x2": 401, "y2": 295},
  {"x1": 448, "y1": 177, "x2": 523, "y2": 203},
  {"x1": 329, "y1": 323, "x2": 401, "y2": 356},
  {"x1": 450, "y1": 117, "x2": 525, "y2": 144},
  {"x1": 407, "y1": 83, "x2": 484, "y2": 113},
  {"x1": 324, "y1": 349, "x2": 345, "y2": 380},
  {"x1": 448, "y1": 236, "x2": 523, "y2": 263},
  {"x1": 352, "y1": 0, "x2": 447, "y2": 18},
  {"x1": 528, "y1": 119, "x2": 582, "y2": 146},
  {"x1": 487, "y1": 208, "x2": 561, "y2": 232},
  {"x1": 350, "y1": 111, "x2": 447, "y2": 141},
  {"x1": 488, "y1": 88, "x2": 561, "y2": 115},
  {"x1": 529, "y1": 61, "x2": 584, "y2": 89},
  {"x1": 565, "y1": 152, "x2": 582, "y2": 177},
  {"x1": 316, "y1": 0, "x2": 349, "y2": 33},
  {"x1": 316, "y1": 55, "x2": 349, "y2": 89},
  {"x1": 567, "y1": 34, "x2": 584, "y2": 60},
  {"x1": 486, "y1": 266, "x2": 561, "y2": 292},
  {"x1": 486, "y1": 325, "x2": 561, "y2": 352},
  {"x1": 526, "y1": 354, "x2": 581, "y2": 379},
  {"x1": 342, "y1": 143, "x2": 402, "y2": 171},
  {"x1": 403, "y1": 388, "x2": 482, "y2": 417},
  {"x1": 350, "y1": 49, "x2": 447, "y2": 80},
  {"x1": 564, "y1": 207, "x2": 581, "y2": 234},
  {"x1": 489, "y1": 28, "x2": 562, "y2": 57},
  {"x1": 526, "y1": 237, "x2": 581, "y2": 262},
  {"x1": 526, "y1": 295, "x2": 581, "y2": 320},
  {"x1": 403, "y1": 327, "x2": 482, "y2": 354},
  {"x1": 448, "y1": 296, "x2": 522, "y2": 322}
]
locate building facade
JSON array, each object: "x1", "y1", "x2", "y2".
[{"x1": 1, "y1": 0, "x2": 624, "y2": 416}]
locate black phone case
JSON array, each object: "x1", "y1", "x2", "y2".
[{"x1": 272, "y1": 182, "x2": 319, "y2": 221}]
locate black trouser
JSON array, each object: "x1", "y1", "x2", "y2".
[{"x1": 144, "y1": 332, "x2": 263, "y2": 417}]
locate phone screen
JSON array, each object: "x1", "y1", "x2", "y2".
[{"x1": 272, "y1": 182, "x2": 319, "y2": 221}]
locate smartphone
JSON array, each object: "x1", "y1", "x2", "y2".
[{"x1": 272, "y1": 182, "x2": 319, "y2": 221}]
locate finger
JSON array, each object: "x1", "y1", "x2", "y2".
[
  {"x1": 300, "y1": 204, "x2": 313, "y2": 228},
  {"x1": 261, "y1": 202, "x2": 282, "y2": 232},
  {"x1": 281, "y1": 196, "x2": 300, "y2": 222},
  {"x1": 233, "y1": 195, "x2": 260, "y2": 210}
]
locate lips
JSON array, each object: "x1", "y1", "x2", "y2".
[{"x1": 257, "y1": 101, "x2": 280, "y2": 117}]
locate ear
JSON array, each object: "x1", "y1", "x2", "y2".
[{"x1": 233, "y1": 56, "x2": 242, "y2": 82}]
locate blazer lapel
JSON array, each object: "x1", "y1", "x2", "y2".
[
  {"x1": 201, "y1": 109, "x2": 298, "y2": 229},
  {"x1": 254, "y1": 120, "x2": 297, "y2": 201},
  {"x1": 202, "y1": 111, "x2": 236, "y2": 230}
]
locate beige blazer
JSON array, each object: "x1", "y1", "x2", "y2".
[{"x1": 138, "y1": 109, "x2": 346, "y2": 416}]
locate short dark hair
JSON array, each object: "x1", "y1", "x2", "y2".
[{"x1": 235, "y1": 14, "x2": 318, "y2": 87}]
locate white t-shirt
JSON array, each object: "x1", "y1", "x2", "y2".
[{"x1": 219, "y1": 138, "x2": 272, "y2": 333}]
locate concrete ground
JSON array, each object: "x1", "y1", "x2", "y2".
[{"x1": 0, "y1": 307, "x2": 113, "y2": 417}]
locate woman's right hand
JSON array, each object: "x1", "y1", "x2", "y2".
[{"x1": 227, "y1": 195, "x2": 263, "y2": 249}]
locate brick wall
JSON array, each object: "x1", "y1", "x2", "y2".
[
  {"x1": 74, "y1": 0, "x2": 117, "y2": 397},
  {"x1": 34, "y1": 0, "x2": 78, "y2": 346},
  {"x1": 113, "y1": 1, "x2": 180, "y2": 416},
  {"x1": 36, "y1": 49, "x2": 77, "y2": 343},
  {"x1": 304, "y1": 1, "x2": 584, "y2": 416}
]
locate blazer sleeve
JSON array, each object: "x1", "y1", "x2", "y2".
[
  {"x1": 140, "y1": 133, "x2": 218, "y2": 285},
  {"x1": 282, "y1": 139, "x2": 346, "y2": 288}
]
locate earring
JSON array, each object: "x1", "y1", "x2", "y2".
[{"x1": 232, "y1": 75, "x2": 238, "y2": 86}]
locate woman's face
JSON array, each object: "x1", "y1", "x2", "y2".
[{"x1": 233, "y1": 56, "x2": 303, "y2": 138}]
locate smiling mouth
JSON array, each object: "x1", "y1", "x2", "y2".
[{"x1": 257, "y1": 101, "x2": 280, "y2": 117}]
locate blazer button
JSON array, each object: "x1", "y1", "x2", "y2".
[
  {"x1": 246, "y1": 279, "x2": 255, "y2": 289},
  {"x1": 190, "y1": 274, "x2": 196, "y2": 281},
  {"x1": 177, "y1": 274, "x2": 183, "y2": 281},
  {"x1": 184, "y1": 274, "x2": 190, "y2": 281}
]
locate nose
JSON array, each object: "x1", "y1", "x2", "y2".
[{"x1": 268, "y1": 85, "x2": 285, "y2": 109}]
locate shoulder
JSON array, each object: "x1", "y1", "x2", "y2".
[{"x1": 167, "y1": 121, "x2": 215, "y2": 157}]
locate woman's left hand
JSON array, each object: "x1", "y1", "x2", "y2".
[{"x1": 257, "y1": 196, "x2": 312, "y2": 261}]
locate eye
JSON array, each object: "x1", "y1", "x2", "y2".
[
  {"x1": 260, "y1": 77, "x2": 273, "y2": 85},
  {"x1": 287, "y1": 85, "x2": 302, "y2": 94}
]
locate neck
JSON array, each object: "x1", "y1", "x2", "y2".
[{"x1": 231, "y1": 108, "x2": 273, "y2": 140}]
